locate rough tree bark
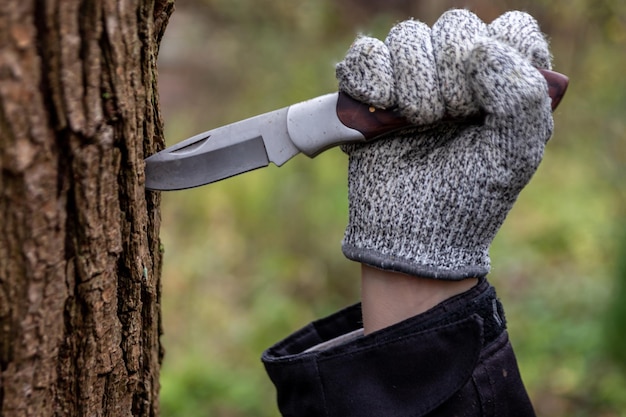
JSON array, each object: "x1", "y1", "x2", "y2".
[{"x1": 0, "y1": 0, "x2": 174, "y2": 415}]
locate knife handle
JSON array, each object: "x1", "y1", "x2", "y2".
[
  {"x1": 540, "y1": 68, "x2": 569, "y2": 111},
  {"x1": 336, "y1": 68, "x2": 569, "y2": 140}
]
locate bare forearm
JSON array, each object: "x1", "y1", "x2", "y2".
[{"x1": 360, "y1": 264, "x2": 478, "y2": 334}]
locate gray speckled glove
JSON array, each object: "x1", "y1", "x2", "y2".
[{"x1": 337, "y1": 10, "x2": 554, "y2": 280}]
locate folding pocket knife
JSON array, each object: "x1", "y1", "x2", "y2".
[{"x1": 145, "y1": 69, "x2": 568, "y2": 191}]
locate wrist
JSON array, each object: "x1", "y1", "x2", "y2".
[{"x1": 360, "y1": 264, "x2": 478, "y2": 335}]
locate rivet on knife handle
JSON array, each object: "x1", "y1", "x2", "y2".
[{"x1": 336, "y1": 69, "x2": 569, "y2": 140}]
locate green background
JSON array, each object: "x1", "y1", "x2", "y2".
[{"x1": 156, "y1": 1, "x2": 626, "y2": 415}]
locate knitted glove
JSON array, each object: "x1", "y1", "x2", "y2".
[{"x1": 337, "y1": 10, "x2": 554, "y2": 280}]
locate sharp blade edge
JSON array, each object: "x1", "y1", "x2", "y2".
[{"x1": 145, "y1": 136, "x2": 269, "y2": 190}]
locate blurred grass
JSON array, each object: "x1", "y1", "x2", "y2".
[{"x1": 157, "y1": 1, "x2": 626, "y2": 416}]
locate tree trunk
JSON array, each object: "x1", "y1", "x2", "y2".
[{"x1": 0, "y1": 0, "x2": 174, "y2": 415}]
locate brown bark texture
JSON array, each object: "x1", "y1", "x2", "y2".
[{"x1": 0, "y1": 0, "x2": 174, "y2": 415}]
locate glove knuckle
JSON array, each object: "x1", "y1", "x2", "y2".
[{"x1": 488, "y1": 11, "x2": 552, "y2": 69}]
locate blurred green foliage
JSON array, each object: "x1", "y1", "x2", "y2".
[
  {"x1": 157, "y1": 1, "x2": 626, "y2": 416},
  {"x1": 605, "y1": 227, "x2": 626, "y2": 371}
]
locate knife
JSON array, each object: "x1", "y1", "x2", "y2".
[{"x1": 145, "y1": 69, "x2": 568, "y2": 191}]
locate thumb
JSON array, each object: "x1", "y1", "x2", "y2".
[{"x1": 467, "y1": 37, "x2": 552, "y2": 125}]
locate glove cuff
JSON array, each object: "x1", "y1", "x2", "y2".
[{"x1": 342, "y1": 242, "x2": 490, "y2": 280}]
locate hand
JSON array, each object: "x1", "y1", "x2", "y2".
[{"x1": 336, "y1": 10, "x2": 553, "y2": 280}]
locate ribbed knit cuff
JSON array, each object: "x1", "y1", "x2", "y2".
[{"x1": 342, "y1": 243, "x2": 489, "y2": 280}]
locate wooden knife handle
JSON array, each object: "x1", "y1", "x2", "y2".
[
  {"x1": 538, "y1": 68, "x2": 569, "y2": 112},
  {"x1": 336, "y1": 69, "x2": 569, "y2": 140}
]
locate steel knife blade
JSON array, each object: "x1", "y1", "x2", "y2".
[
  {"x1": 145, "y1": 69, "x2": 568, "y2": 191},
  {"x1": 144, "y1": 93, "x2": 367, "y2": 190}
]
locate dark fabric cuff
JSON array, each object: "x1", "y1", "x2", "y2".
[{"x1": 262, "y1": 279, "x2": 507, "y2": 417}]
